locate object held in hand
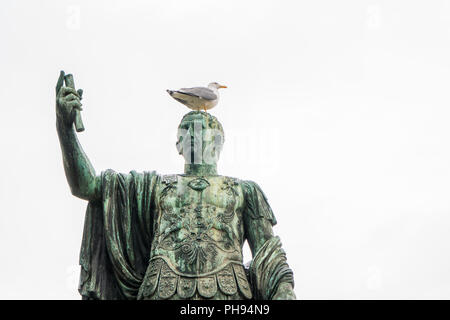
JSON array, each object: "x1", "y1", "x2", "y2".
[{"x1": 57, "y1": 70, "x2": 85, "y2": 132}]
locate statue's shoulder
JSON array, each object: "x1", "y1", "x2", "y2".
[
  {"x1": 217, "y1": 175, "x2": 241, "y2": 184},
  {"x1": 160, "y1": 173, "x2": 178, "y2": 185},
  {"x1": 238, "y1": 178, "x2": 277, "y2": 225},
  {"x1": 238, "y1": 179, "x2": 265, "y2": 195},
  {"x1": 212, "y1": 176, "x2": 265, "y2": 195},
  {"x1": 101, "y1": 169, "x2": 160, "y2": 182}
]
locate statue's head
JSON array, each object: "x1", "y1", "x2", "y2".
[{"x1": 176, "y1": 111, "x2": 224, "y2": 166}]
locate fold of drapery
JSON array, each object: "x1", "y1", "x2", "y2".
[
  {"x1": 249, "y1": 236, "x2": 295, "y2": 300},
  {"x1": 78, "y1": 170, "x2": 159, "y2": 299}
]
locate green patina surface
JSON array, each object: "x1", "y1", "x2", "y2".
[{"x1": 56, "y1": 71, "x2": 296, "y2": 300}]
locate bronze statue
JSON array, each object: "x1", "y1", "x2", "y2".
[{"x1": 55, "y1": 71, "x2": 296, "y2": 300}]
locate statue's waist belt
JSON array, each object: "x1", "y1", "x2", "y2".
[{"x1": 138, "y1": 257, "x2": 252, "y2": 300}]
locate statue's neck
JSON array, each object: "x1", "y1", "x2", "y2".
[{"x1": 184, "y1": 164, "x2": 218, "y2": 176}]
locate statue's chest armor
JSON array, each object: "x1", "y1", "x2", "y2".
[{"x1": 151, "y1": 175, "x2": 245, "y2": 276}]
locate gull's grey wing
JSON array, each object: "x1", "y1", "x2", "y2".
[{"x1": 178, "y1": 87, "x2": 217, "y2": 101}]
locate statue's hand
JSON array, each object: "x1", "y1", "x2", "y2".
[
  {"x1": 272, "y1": 282, "x2": 296, "y2": 300},
  {"x1": 55, "y1": 72, "x2": 83, "y2": 128}
]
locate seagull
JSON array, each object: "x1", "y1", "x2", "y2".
[{"x1": 167, "y1": 82, "x2": 227, "y2": 112}]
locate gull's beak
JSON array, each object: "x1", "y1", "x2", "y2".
[{"x1": 219, "y1": 85, "x2": 227, "y2": 89}]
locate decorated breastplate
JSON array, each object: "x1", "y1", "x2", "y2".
[
  {"x1": 152, "y1": 174, "x2": 245, "y2": 274},
  {"x1": 139, "y1": 174, "x2": 252, "y2": 300}
]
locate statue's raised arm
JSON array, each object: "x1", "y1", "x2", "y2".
[{"x1": 56, "y1": 71, "x2": 100, "y2": 201}]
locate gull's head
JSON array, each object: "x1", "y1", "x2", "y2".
[{"x1": 208, "y1": 82, "x2": 227, "y2": 90}]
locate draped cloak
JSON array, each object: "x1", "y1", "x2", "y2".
[{"x1": 79, "y1": 170, "x2": 158, "y2": 299}]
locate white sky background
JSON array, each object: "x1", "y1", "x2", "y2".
[{"x1": 1, "y1": 0, "x2": 450, "y2": 299}]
